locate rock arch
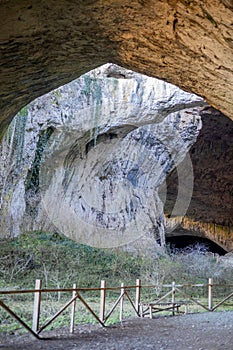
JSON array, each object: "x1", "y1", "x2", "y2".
[
  {"x1": 0, "y1": 1, "x2": 232, "y2": 251},
  {"x1": 0, "y1": 65, "x2": 204, "y2": 249},
  {"x1": 0, "y1": 0, "x2": 233, "y2": 136}
]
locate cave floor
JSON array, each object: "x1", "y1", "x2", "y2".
[{"x1": 1, "y1": 311, "x2": 232, "y2": 350}]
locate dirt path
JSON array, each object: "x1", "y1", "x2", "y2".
[{"x1": 1, "y1": 311, "x2": 232, "y2": 350}]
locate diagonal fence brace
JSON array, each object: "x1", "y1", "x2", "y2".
[{"x1": 0, "y1": 299, "x2": 41, "y2": 339}]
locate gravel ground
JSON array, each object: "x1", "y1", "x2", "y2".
[{"x1": 0, "y1": 311, "x2": 232, "y2": 350}]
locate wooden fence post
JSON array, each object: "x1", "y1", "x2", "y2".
[
  {"x1": 32, "y1": 279, "x2": 42, "y2": 332},
  {"x1": 119, "y1": 283, "x2": 124, "y2": 322},
  {"x1": 171, "y1": 281, "x2": 176, "y2": 316},
  {"x1": 70, "y1": 283, "x2": 77, "y2": 334},
  {"x1": 171, "y1": 281, "x2": 176, "y2": 304},
  {"x1": 100, "y1": 280, "x2": 106, "y2": 322},
  {"x1": 135, "y1": 279, "x2": 141, "y2": 316},
  {"x1": 208, "y1": 278, "x2": 213, "y2": 311}
]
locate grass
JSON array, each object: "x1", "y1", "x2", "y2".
[
  {"x1": 0, "y1": 231, "x2": 232, "y2": 335},
  {"x1": 0, "y1": 231, "x2": 144, "y2": 334},
  {"x1": 0, "y1": 294, "x2": 139, "y2": 334},
  {"x1": 0, "y1": 231, "x2": 144, "y2": 290}
]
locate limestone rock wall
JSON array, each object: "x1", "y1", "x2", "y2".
[
  {"x1": 165, "y1": 108, "x2": 233, "y2": 251},
  {"x1": 0, "y1": 65, "x2": 203, "y2": 248}
]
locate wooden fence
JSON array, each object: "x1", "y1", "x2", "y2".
[{"x1": 0, "y1": 278, "x2": 232, "y2": 340}]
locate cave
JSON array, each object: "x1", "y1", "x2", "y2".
[
  {"x1": 0, "y1": 2, "x2": 233, "y2": 345},
  {"x1": 166, "y1": 235, "x2": 227, "y2": 255},
  {"x1": 0, "y1": 1, "x2": 232, "y2": 252},
  {"x1": 0, "y1": 63, "x2": 232, "y2": 252},
  {"x1": 0, "y1": 64, "x2": 205, "y2": 248}
]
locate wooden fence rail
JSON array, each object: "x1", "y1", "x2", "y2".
[{"x1": 0, "y1": 278, "x2": 232, "y2": 339}]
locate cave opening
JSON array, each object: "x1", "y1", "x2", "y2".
[{"x1": 166, "y1": 235, "x2": 227, "y2": 256}]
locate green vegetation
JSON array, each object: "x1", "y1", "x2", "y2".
[
  {"x1": 18, "y1": 105, "x2": 28, "y2": 117},
  {"x1": 0, "y1": 232, "x2": 232, "y2": 334},
  {"x1": 0, "y1": 231, "x2": 143, "y2": 290},
  {"x1": 25, "y1": 127, "x2": 54, "y2": 195},
  {"x1": 0, "y1": 231, "x2": 144, "y2": 334},
  {"x1": 81, "y1": 75, "x2": 102, "y2": 145}
]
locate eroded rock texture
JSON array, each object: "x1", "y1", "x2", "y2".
[
  {"x1": 0, "y1": 65, "x2": 204, "y2": 249},
  {"x1": 0, "y1": 0, "x2": 233, "y2": 137},
  {"x1": 165, "y1": 108, "x2": 233, "y2": 251}
]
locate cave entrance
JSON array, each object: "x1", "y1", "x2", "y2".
[{"x1": 166, "y1": 235, "x2": 227, "y2": 255}]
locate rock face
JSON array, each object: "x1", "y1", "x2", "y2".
[
  {"x1": 165, "y1": 107, "x2": 233, "y2": 252},
  {"x1": 0, "y1": 65, "x2": 204, "y2": 249},
  {"x1": 0, "y1": 0, "x2": 233, "y2": 137}
]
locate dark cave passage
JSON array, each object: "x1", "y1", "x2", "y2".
[{"x1": 166, "y1": 235, "x2": 227, "y2": 255}]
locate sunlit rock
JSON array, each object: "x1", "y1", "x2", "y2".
[{"x1": 0, "y1": 65, "x2": 204, "y2": 248}]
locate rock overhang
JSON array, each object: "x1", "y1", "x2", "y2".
[
  {"x1": 0, "y1": 64, "x2": 205, "y2": 249},
  {"x1": 0, "y1": 0, "x2": 233, "y2": 137}
]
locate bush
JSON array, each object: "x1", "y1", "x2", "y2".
[
  {"x1": 141, "y1": 242, "x2": 233, "y2": 286},
  {"x1": 1, "y1": 233, "x2": 232, "y2": 293},
  {"x1": 0, "y1": 231, "x2": 144, "y2": 291}
]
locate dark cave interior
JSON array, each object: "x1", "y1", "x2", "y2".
[{"x1": 166, "y1": 235, "x2": 226, "y2": 255}]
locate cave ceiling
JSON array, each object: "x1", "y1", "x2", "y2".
[{"x1": 0, "y1": 0, "x2": 233, "y2": 137}]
